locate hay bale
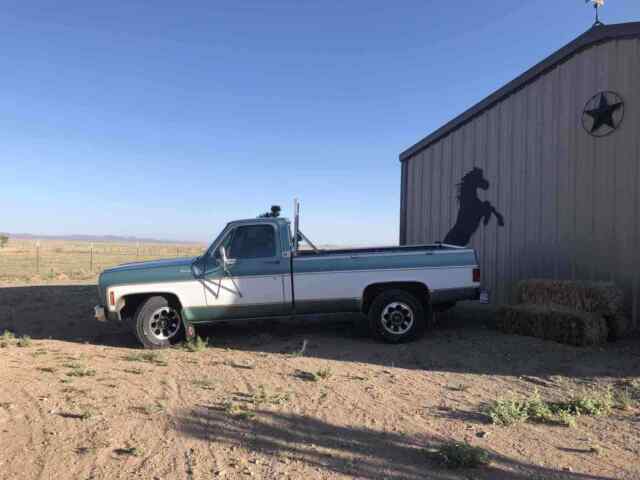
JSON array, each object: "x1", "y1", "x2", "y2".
[
  {"x1": 496, "y1": 304, "x2": 609, "y2": 347},
  {"x1": 517, "y1": 280, "x2": 624, "y2": 316}
]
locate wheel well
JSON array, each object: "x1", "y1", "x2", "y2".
[
  {"x1": 119, "y1": 293, "x2": 182, "y2": 322},
  {"x1": 361, "y1": 282, "x2": 431, "y2": 314}
]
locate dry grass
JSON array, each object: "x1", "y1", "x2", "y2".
[{"x1": 0, "y1": 238, "x2": 204, "y2": 284}]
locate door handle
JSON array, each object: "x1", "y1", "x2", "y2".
[{"x1": 264, "y1": 260, "x2": 281, "y2": 265}]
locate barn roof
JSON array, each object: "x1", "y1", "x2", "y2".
[{"x1": 399, "y1": 21, "x2": 640, "y2": 162}]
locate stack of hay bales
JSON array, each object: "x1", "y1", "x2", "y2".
[{"x1": 496, "y1": 280, "x2": 629, "y2": 346}]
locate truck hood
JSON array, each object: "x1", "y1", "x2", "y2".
[{"x1": 103, "y1": 257, "x2": 197, "y2": 274}]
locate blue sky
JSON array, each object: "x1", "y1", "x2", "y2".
[{"x1": 1, "y1": 1, "x2": 638, "y2": 245}]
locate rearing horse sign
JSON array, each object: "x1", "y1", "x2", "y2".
[{"x1": 443, "y1": 167, "x2": 505, "y2": 247}]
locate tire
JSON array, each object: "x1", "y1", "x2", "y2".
[
  {"x1": 133, "y1": 296, "x2": 184, "y2": 349},
  {"x1": 368, "y1": 289, "x2": 428, "y2": 343}
]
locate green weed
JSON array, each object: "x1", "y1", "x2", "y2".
[
  {"x1": 431, "y1": 442, "x2": 490, "y2": 469},
  {"x1": 184, "y1": 336, "x2": 208, "y2": 352}
]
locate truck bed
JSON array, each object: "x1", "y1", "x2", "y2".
[{"x1": 296, "y1": 243, "x2": 466, "y2": 257}]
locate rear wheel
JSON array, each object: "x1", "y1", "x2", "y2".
[
  {"x1": 133, "y1": 296, "x2": 184, "y2": 349},
  {"x1": 368, "y1": 289, "x2": 428, "y2": 343}
]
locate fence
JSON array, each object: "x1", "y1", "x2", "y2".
[{"x1": 0, "y1": 239, "x2": 205, "y2": 283}]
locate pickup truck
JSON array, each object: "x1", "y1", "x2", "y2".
[{"x1": 95, "y1": 211, "x2": 480, "y2": 349}]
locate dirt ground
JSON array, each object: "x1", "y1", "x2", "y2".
[{"x1": 0, "y1": 284, "x2": 639, "y2": 480}]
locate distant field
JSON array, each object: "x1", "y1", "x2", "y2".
[{"x1": 0, "y1": 238, "x2": 205, "y2": 284}]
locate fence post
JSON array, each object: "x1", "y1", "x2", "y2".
[
  {"x1": 36, "y1": 241, "x2": 40, "y2": 274},
  {"x1": 90, "y1": 242, "x2": 94, "y2": 272}
]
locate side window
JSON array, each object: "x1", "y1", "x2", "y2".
[{"x1": 227, "y1": 225, "x2": 276, "y2": 259}]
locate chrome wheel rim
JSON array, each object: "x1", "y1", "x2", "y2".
[
  {"x1": 381, "y1": 302, "x2": 414, "y2": 335},
  {"x1": 146, "y1": 306, "x2": 181, "y2": 341}
]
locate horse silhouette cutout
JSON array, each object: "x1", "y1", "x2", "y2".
[{"x1": 443, "y1": 167, "x2": 505, "y2": 247}]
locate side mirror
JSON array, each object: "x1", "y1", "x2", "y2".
[{"x1": 191, "y1": 257, "x2": 203, "y2": 277}]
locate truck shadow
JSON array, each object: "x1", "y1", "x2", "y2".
[
  {"x1": 1, "y1": 284, "x2": 638, "y2": 380},
  {"x1": 173, "y1": 406, "x2": 614, "y2": 480},
  {"x1": 196, "y1": 303, "x2": 640, "y2": 380},
  {"x1": 0, "y1": 284, "x2": 136, "y2": 347}
]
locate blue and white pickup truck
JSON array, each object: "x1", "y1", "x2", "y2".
[{"x1": 95, "y1": 208, "x2": 481, "y2": 348}]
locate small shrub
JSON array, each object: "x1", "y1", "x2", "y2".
[
  {"x1": 17, "y1": 335, "x2": 32, "y2": 348},
  {"x1": 316, "y1": 367, "x2": 333, "y2": 380},
  {"x1": 123, "y1": 368, "x2": 143, "y2": 375},
  {"x1": 486, "y1": 398, "x2": 528, "y2": 426},
  {"x1": 223, "y1": 401, "x2": 256, "y2": 420},
  {"x1": 433, "y1": 442, "x2": 490, "y2": 469},
  {"x1": 616, "y1": 387, "x2": 634, "y2": 410},
  {"x1": 124, "y1": 352, "x2": 167, "y2": 366},
  {"x1": 526, "y1": 390, "x2": 553, "y2": 423},
  {"x1": 557, "y1": 408, "x2": 578, "y2": 428},
  {"x1": 184, "y1": 336, "x2": 208, "y2": 352},
  {"x1": 65, "y1": 364, "x2": 97, "y2": 377},
  {"x1": 192, "y1": 379, "x2": 216, "y2": 391},
  {"x1": 565, "y1": 388, "x2": 614, "y2": 417},
  {"x1": 1, "y1": 330, "x2": 15, "y2": 347},
  {"x1": 250, "y1": 385, "x2": 290, "y2": 406}
]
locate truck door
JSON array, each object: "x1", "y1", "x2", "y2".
[{"x1": 203, "y1": 223, "x2": 289, "y2": 319}]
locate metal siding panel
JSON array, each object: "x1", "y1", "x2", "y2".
[
  {"x1": 498, "y1": 96, "x2": 514, "y2": 303},
  {"x1": 473, "y1": 112, "x2": 489, "y2": 276},
  {"x1": 574, "y1": 46, "x2": 596, "y2": 282},
  {"x1": 593, "y1": 42, "x2": 616, "y2": 283},
  {"x1": 418, "y1": 151, "x2": 427, "y2": 244},
  {"x1": 632, "y1": 39, "x2": 640, "y2": 327},
  {"x1": 557, "y1": 57, "x2": 577, "y2": 281},
  {"x1": 425, "y1": 147, "x2": 434, "y2": 242},
  {"x1": 541, "y1": 69, "x2": 558, "y2": 280},
  {"x1": 510, "y1": 86, "x2": 526, "y2": 292},
  {"x1": 483, "y1": 107, "x2": 499, "y2": 299},
  {"x1": 440, "y1": 135, "x2": 452, "y2": 241},
  {"x1": 407, "y1": 155, "x2": 419, "y2": 244},
  {"x1": 400, "y1": 160, "x2": 408, "y2": 245},
  {"x1": 524, "y1": 80, "x2": 541, "y2": 279},
  {"x1": 431, "y1": 142, "x2": 443, "y2": 242}
]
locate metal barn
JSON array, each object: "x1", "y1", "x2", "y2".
[{"x1": 399, "y1": 22, "x2": 640, "y2": 327}]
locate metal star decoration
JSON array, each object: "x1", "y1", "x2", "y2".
[{"x1": 583, "y1": 92, "x2": 624, "y2": 136}]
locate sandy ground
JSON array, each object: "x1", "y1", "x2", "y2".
[{"x1": 0, "y1": 284, "x2": 639, "y2": 480}]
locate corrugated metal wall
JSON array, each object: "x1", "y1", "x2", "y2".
[{"x1": 401, "y1": 38, "x2": 640, "y2": 327}]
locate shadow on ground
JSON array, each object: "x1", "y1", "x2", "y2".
[
  {"x1": 1, "y1": 284, "x2": 639, "y2": 379},
  {"x1": 0, "y1": 284, "x2": 135, "y2": 347},
  {"x1": 175, "y1": 406, "x2": 615, "y2": 480}
]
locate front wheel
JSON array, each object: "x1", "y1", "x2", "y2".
[
  {"x1": 368, "y1": 289, "x2": 428, "y2": 343},
  {"x1": 133, "y1": 296, "x2": 184, "y2": 349}
]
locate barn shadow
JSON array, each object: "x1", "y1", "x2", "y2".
[
  {"x1": 174, "y1": 406, "x2": 615, "y2": 480},
  {"x1": 1, "y1": 284, "x2": 638, "y2": 380}
]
